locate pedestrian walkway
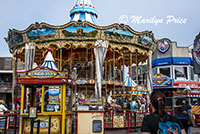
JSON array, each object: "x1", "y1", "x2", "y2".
[{"x1": 105, "y1": 127, "x2": 200, "y2": 134}]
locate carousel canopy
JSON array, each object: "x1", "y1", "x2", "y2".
[
  {"x1": 5, "y1": 0, "x2": 157, "y2": 65},
  {"x1": 42, "y1": 48, "x2": 58, "y2": 70},
  {"x1": 70, "y1": 0, "x2": 99, "y2": 25}
]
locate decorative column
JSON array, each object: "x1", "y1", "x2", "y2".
[{"x1": 147, "y1": 50, "x2": 153, "y2": 107}]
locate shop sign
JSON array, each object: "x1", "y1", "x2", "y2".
[
  {"x1": 17, "y1": 67, "x2": 68, "y2": 79},
  {"x1": 173, "y1": 81, "x2": 200, "y2": 88},
  {"x1": 84, "y1": 98, "x2": 103, "y2": 105},
  {"x1": 157, "y1": 39, "x2": 171, "y2": 53},
  {"x1": 153, "y1": 73, "x2": 173, "y2": 88},
  {"x1": 23, "y1": 116, "x2": 60, "y2": 134},
  {"x1": 113, "y1": 115, "x2": 124, "y2": 128},
  {"x1": 93, "y1": 120, "x2": 102, "y2": 133}
]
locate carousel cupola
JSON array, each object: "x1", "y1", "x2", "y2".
[
  {"x1": 70, "y1": 0, "x2": 99, "y2": 25},
  {"x1": 42, "y1": 48, "x2": 58, "y2": 70}
]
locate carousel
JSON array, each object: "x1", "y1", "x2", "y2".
[{"x1": 5, "y1": 0, "x2": 157, "y2": 133}]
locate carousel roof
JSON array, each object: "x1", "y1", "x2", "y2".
[
  {"x1": 70, "y1": 0, "x2": 99, "y2": 25},
  {"x1": 42, "y1": 48, "x2": 58, "y2": 70}
]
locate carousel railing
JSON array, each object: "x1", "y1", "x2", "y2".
[{"x1": 104, "y1": 111, "x2": 149, "y2": 133}]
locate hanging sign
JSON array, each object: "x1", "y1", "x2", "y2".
[{"x1": 153, "y1": 73, "x2": 173, "y2": 88}]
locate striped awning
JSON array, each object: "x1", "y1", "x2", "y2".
[
  {"x1": 42, "y1": 48, "x2": 58, "y2": 70},
  {"x1": 70, "y1": 0, "x2": 99, "y2": 25}
]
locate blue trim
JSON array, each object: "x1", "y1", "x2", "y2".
[
  {"x1": 70, "y1": 14, "x2": 75, "y2": 21},
  {"x1": 79, "y1": 12, "x2": 86, "y2": 21},
  {"x1": 152, "y1": 57, "x2": 193, "y2": 67},
  {"x1": 152, "y1": 57, "x2": 172, "y2": 67},
  {"x1": 172, "y1": 57, "x2": 193, "y2": 65}
]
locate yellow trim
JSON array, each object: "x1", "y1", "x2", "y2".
[
  {"x1": 41, "y1": 86, "x2": 44, "y2": 113},
  {"x1": 62, "y1": 85, "x2": 66, "y2": 134},
  {"x1": 20, "y1": 85, "x2": 25, "y2": 115},
  {"x1": 20, "y1": 85, "x2": 25, "y2": 134}
]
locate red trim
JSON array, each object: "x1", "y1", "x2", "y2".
[
  {"x1": 14, "y1": 98, "x2": 21, "y2": 101},
  {"x1": 17, "y1": 78, "x2": 68, "y2": 84},
  {"x1": 173, "y1": 81, "x2": 200, "y2": 88}
]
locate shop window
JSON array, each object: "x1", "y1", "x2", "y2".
[
  {"x1": 174, "y1": 67, "x2": 188, "y2": 80},
  {"x1": 159, "y1": 67, "x2": 170, "y2": 77},
  {"x1": 43, "y1": 86, "x2": 61, "y2": 112},
  {"x1": 23, "y1": 86, "x2": 42, "y2": 113},
  {"x1": 152, "y1": 68, "x2": 157, "y2": 77}
]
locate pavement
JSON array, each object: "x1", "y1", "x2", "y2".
[{"x1": 105, "y1": 127, "x2": 200, "y2": 134}]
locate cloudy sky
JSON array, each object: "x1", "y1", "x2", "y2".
[{"x1": 0, "y1": 0, "x2": 200, "y2": 57}]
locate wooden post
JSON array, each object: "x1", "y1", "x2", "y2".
[{"x1": 12, "y1": 59, "x2": 17, "y2": 109}]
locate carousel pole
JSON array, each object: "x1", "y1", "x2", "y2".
[
  {"x1": 60, "y1": 47, "x2": 62, "y2": 71},
  {"x1": 86, "y1": 48, "x2": 88, "y2": 97},
  {"x1": 130, "y1": 52, "x2": 132, "y2": 99},
  {"x1": 91, "y1": 48, "x2": 94, "y2": 80},
  {"x1": 123, "y1": 54, "x2": 125, "y2": 98},
  {"x1": 136, "y1": 50, "x2": 139, "y2": 97},
  {"x1": 70, "y1": 46, "x2": 73, "y2": 72},
  {"x1": 113, "y1": 50, "x2": 115, "y2": 97}
]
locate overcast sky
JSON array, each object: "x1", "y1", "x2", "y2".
[{"x1": 1, "y1": 0, "x2": 200, "y2": 57}]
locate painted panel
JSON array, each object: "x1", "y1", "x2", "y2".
[
  {"x1": 23, "y1": 116, "x2": 61, "y2": 134},
  {"x1": 105, "y1": 28, "x2": 133, "y2": 41},
  {"x1": 28, "y1": 26, "x2": 56, "y2": 40},
  {"x1": 62, "y1": 25, "x2": 97, "y2": 38}
]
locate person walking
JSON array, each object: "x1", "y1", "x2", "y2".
[
  {"x1": 141, "y1": 91, "x2": 186, "y2": 134},
  {"x1": 0, "y1": 100, "x2": 8, "y2": 115},
  {"x1": 174, "y1": 99, "x2": 191, "y2": 134}
]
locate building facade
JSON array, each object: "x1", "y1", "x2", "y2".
[{"x1": 152, "y1": 38, "x2": 200, "y2": 108}]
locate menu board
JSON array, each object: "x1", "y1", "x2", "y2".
[{"x1": 93, "y1": 120, "x2": 102, "y2": 133}]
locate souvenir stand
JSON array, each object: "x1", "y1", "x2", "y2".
[
  {"x1": 17, "y1": 49, "x2": 72, "y2": 134},
  {"x1": 5, "y1": 0, "x2": 157, "y2": 132},
  {"x1": 173, "y1": 89, "x2": 200, "y2": 127}
]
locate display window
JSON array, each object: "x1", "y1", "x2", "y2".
[
  {"x1": 159, "y1": 67, "x2": 171, "y2": 78},
  {"x1": 174, "y1": 66, "x2": 188, "y2": 80},
  {"x1": 43, "y1": 85, "x2": 61, "y2": 113},
  {"x1": 23, "y1": 86, "x2": 42, "y2": 114}
]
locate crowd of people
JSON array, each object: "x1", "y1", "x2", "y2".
[{"x1": 141, "y1": 91, "x2": 193, "y2": 134}]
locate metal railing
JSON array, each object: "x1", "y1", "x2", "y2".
[
  {"x1": 104, "y1": 111, "x2": 148, "y2": 133},
  {"x1": 0, "y1": 112, "x2": 20, "y2": 134}
]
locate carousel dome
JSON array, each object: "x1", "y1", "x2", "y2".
[
  {"x1": 70, "y1": 0, "x2": 99, "y2": 25},
  {"x1": 42, "y1": 48, "x2": 58, "y2": 70}
]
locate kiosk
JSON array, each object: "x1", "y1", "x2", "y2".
[{"x1": 17, "y1": 66, "x2": 72, "y2": 134}]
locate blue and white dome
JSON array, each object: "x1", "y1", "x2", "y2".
[
  {"x1": 70, "y1": 0, "x2": 99, "y2": 25},
  {"x1": 42, "y1": 48, "x2": 58, "y2": 70}
]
